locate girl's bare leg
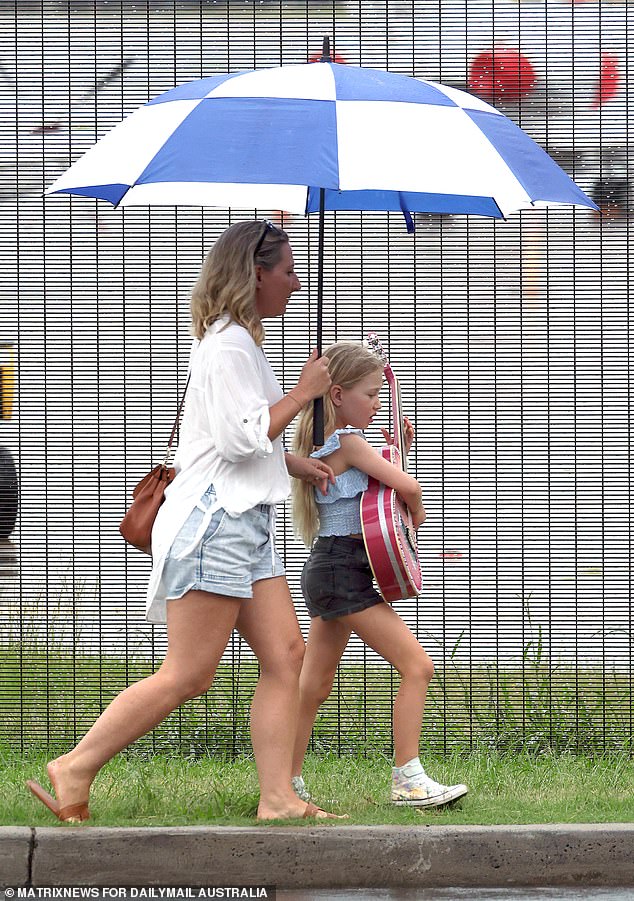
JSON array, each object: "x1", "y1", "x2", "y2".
[
  {"x1": 291, "y1": 616, "x2": 352, "y2": 776},
  {"x1": 345, "y1": 603, "x2": 434, "y2": 766},
  {"x1": 45, "y1": 589, "x2": 242, "y2": 810}
]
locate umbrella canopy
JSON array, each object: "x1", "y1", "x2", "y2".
[
  {"x1": 48, "y1": 45, "x2": 597, "y2": 442},
  {"x1": 48, "y1": 54, "x2": 596, "y2": 223}
]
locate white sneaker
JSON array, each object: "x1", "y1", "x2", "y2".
[
  {"x1": 291, "y1": 775, "x2": 311, "y2": 802},
  {"x1": 391, "y1": 766, "x2": 468, "y2": 808}
]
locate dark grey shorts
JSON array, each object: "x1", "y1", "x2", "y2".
[{"x1": 301, "y1": 535, "x2": 384, "y2": 621}]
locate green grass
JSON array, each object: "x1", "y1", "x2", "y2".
[
  {"x1": 3, "y1": 748, "x2": 634, "y2": 827},
  {"x1": 2, "y1": 586, "x2": 632, "y2": 756},
  {"x1": 2, "y1": 593, "x2": 633, "y2": 830},
  {"x1": 2, "y1": 643, "x2": 632, "y2": 756}
]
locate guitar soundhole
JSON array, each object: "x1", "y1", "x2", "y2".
[{"x1": 399, "y1": 513, "x2": 417, "y2": 557}]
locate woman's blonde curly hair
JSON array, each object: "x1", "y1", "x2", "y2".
[
  {"x1": 292, "y1": 341, "x2": 384, "y2": 547},
  {"x1": 190, "y1": 220, "x2": 289, "y2": 343}
]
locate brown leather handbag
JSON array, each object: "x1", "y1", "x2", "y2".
[{"x1": 119, "y1": 376, "x2": 190, "y2": 555}]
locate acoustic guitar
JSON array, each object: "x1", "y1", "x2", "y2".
[{"x1": 360, "y1": 333, "x2": 423, "y2": 601}]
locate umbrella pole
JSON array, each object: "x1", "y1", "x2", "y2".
[
  {"x1": 312, "y1": 36, "x2": 331, "y2": 447},
  {"x1": 313, "y1": 187, "x2": 326, "y2": 446}
]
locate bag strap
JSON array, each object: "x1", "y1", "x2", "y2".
[{"x1": 162, "y1": 373, "x2": 191, "y2": 467}]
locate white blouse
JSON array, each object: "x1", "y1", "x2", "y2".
[{"x1": 146, "y1": 315, "x2": 290, "y2": 623}]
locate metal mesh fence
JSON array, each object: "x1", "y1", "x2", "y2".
[{"x1": 0, "y1": 0, "x2": 631, "y2": 756}]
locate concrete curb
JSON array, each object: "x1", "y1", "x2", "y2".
[
  {"x1": 0, "y1": 829, "x2": 31, "y2": 888},
  {"x1": 2, "y1": 825, "x2": 634, "y2": 889}
]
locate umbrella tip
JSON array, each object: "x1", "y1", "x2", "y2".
[{"x1": 320, "y1": 37, "x2": 332, "y2": 63}]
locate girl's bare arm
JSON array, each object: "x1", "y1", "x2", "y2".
[{"x1": 338, "y1": 433, "x2": 424, "y2": 518}]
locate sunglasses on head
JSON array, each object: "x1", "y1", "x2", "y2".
[{"x1": 253, "y1": 220, "x2": 281, "y2": 258}]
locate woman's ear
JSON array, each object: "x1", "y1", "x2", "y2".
[{"x1": 331, "y1": 384, "x2": 343, "y2": 407}]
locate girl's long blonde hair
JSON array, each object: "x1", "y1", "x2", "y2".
[
  {"x1": 190, "y1": 220, "x2": 288, "y2": 343},
  {"x1": 292, "y1": 341, "x2": 384, "y2": 547}
]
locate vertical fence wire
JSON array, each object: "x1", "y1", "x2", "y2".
[{"x1": 0, "y1": 0, "x2": 631, "y2": 757}]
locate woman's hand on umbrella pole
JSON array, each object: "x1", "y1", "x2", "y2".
[
  {"x1": 270, "y1": 350, "x2": 331, "y2": 438},
  {"x1": 295, "y1": 348, "x2": 332, "y2": 402}
]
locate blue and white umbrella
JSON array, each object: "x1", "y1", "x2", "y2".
[
  {"x1": 48, "y1": 43, "x2": 596, "y2": 441},
  {"x1": 48, "y1": 47, "x2": 595, "y2": 223}
]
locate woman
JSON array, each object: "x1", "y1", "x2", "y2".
[{"x1": 27, "y1": 220, "x2": 345, "y2": 822}]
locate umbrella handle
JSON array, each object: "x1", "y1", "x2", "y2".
[
  {"x1": 313, "y1": 184, "x2": 326, "y2": 449},
  {"x1": 313, "y1": 397, "x2": 325, "y2": 447}
]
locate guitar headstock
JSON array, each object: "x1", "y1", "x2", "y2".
[
  {"x1": 366, "y1": 332, "x2": 389, "y2": 366},
  {"x1": 366, "y1": 331, "x2": 405, "y2": 464}
]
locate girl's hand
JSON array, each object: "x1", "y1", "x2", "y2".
[
  {"x1": 403, "y1": 417, "x2": 415, "y2": 455},
  {"x1": 410, "y1": 499, "x2": 426, "y2": 530},
  {"x1": 294, "y1": 349, "x2": 332, "y2": 404},
  {"x1": 404, "y1": 483, "x2": 426, "y2": 529},
  {"x1": 285, "y1": 453, "x2": 335, "y2": 496},
  {"x1": 380, "y1": 417, "x2": 415, "y2": 456}
]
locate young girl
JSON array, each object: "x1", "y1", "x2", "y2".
[{"x1": 291, "y1": 341, "x2": 468, "y2": 807}]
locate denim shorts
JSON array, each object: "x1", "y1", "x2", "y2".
[
  {"x1": 162, "y1": 484, "x2": 285, "y2": 601},
  {"x1": 301, "y1": 535, "x2": 384, "y2": 621}
]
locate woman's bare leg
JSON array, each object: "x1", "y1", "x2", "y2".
[
  {"x1": 291, "y1": 617, "x2": 352, "y2": 776},
  {"x1": 237, "y1": 576, "x2": 344, "y2": 819},
  {"x1": 345, "y1": 603, "x2": 434, "y2": 766},
  {"x1": 45, "y1": 589, "x2": 242, "y2": 810},
  {"x1": 235, "y1": 576, "x2": 305, "y2": 818}
]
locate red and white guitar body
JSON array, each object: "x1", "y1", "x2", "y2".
[{"x1": 360, "y1": 334, "x2": 423, "y2": 602}]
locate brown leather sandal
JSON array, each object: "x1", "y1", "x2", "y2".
[
  {"x1": 303, "y1": 801, "x2": 348, "y2": 819},
  {"x1": 26, "y1": 780, "x2": 90, "y2": 823}
]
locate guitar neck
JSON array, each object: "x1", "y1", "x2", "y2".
[{"x1": 384, "y1": 362, "x2": 407, "y2": 472}]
